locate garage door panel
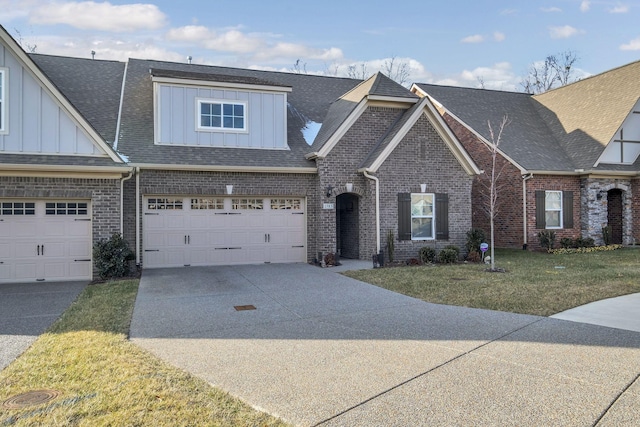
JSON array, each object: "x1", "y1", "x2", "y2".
[
  {"x1": 144, "y1": 214, "x2": 165, "y2": 229},
  {"x1": 69, "y1": 261, "x2": 92, "y2": 278},
  {"x1": 43, "y1": 261, "x2": 66, "y2": 279},
  {"x1": 0, "y1": 242, "x2": 11, "y2": 258},
  {"x1": 68, "y1": 241, "x2": 91, "y2": 257},
  {"x1": 15, "y1": 263, "x2": 38, "y2": 280},
  {"x1": 15, "y1": 242, "x2": 37, "y2": 258}
]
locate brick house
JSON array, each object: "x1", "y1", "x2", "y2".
[
  {"x1": 0, "y1": 25, "x2": 479, "y2": 283},
  {"x1": 412, "y1": 61, "x2": 640, "y2": 249}
]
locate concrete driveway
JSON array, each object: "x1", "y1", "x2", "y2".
[
  {"x1": 130, "y1": 264, "x2": 640, "y2": 426},
  {"x1": 0, "y1": 281, "x2": 86, "y2": 372}
]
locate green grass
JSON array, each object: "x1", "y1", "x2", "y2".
[
  {"x1": 0, "y1": 280, "x2": 290, "y2": 427},
  {"x1": 343, "y1": 248, "x2": 640, "y2": 316}
]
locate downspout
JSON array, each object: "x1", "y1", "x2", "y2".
[
  {"x1": 120, "y1": 170, "x2": 134, "y2": 233},
  {"x1": 362, "y1": 169, "x2": 381, "y2": 254},
  {"x1": 135, "y1": 167, "x2": 141, "y2": 266},
  {"x1": 522, "y1": 173, "x2": 533, "y2": 249}
]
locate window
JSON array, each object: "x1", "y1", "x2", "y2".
[
  {"x1": 398, "y1": 192, "x2": 448, "y2": 241},
  {"x1": 191, "y1": 198, "x2": 224, "y2": 210},
  {"x1": 1, "y1": 202, "x2": 35, "y2": 216},
  {"x1": 232, "y1": 199, "x2": 263, "y2": 210},
  {"x1": 270, "y1": 199, "x2": 302, "y2": 210},
  {"x1": 535, "y1": 190, "x2": 573, "y2": 229},
  {"x1": 411, "y1": 194, "x2": 435, "y2": 239},
  {"x1": 45, "y1": 202, "x2": 88, "y2": 215},
  {"x1": 0, "y1": 68, "x2": 5, "y2": 133},
  {"x1": 197, "y1": 99, "x2": 246, "y2": 131},
  {"x1": 147, "y1": 198, "x2": 183, "y2": 210},
  {"x1": 545, "y1": 191, "x2": 562, "y2": 228}
]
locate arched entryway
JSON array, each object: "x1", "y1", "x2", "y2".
[
  {"x1": 336, "y1": 193, "x2": 359, "y2": 259},
  {"x1": 607, "y1": 189, "x2": 623, "y2": 244}
]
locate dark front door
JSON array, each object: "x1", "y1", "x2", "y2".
[
  {"x1": 336, "y1": 193, "x2": 359, "y2": 259},
  {"x1": 607, "y1": 189, "x2": 623, "y2": 244}
]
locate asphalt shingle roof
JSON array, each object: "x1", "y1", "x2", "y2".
[{"x1": 117, "y1": 58, "x2": 361, "y2": 168}]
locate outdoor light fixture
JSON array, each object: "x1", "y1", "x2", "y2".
[
  {"x1": 326, "y1": 185, "x2": 334, "y2": 197},
  {"x1": 420, "y1": 183, "x2": 427, "y2": 193},
  {"x1": 226, "y1": 185, "x2": 233, "y2": 195},
  {"x1": 345, "y1": 183, "x2": 353, "y2": 192}
]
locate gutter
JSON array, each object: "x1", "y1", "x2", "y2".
[
  {"x1": 129, "y1": 163, "x2": 317, "y2": 174},
  {"x1": 120, "y1": 170, "x2": 134, "y2": 234},
  {"x1": 362, "y1": 169, "x2": 381, "y2": 254},
  {"x1": 135, "y1": 167, "x2": 141, "y2": 267},
  {"x1": 522, "y1": 173, "x2": 533, "y2": 248}
]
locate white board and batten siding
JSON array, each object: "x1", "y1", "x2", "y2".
[
  {"x1": 0, "y1": 44, "x2": 103, "y2": 156},
  {"x1": 155, "y1": 83, "x2": 288, "y2": 149},
  {"x1": 143, "y1": 196, "x2": 306, "y2": 268},
  {"x1": 0, "y1": 200, "x2": 93, "y2": 283}
]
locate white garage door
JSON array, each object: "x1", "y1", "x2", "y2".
[
  {"x1": 143, "y1": 196, "x2": 306, "y2": 268},
  {"x1": 0, "y1": 200, "x2": 93, "y2": 283}
]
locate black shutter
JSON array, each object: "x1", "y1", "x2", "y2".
[
  {"x1": 398, "y1": 193, "x2": 411, "y2": 241},
  {"x1": 535, "y1": 190, "x2": 545, "y2": 229},
  {"x1": 563, "y1": 191, "x2": 573, "y2": 229},
  {"x1": 435, "y1": 193, "x2": 449, "y2": 240}
]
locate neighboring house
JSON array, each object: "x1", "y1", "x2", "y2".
[
  {"x1": 412, "y1": 61, "x2": 640, "y2": 249},
  {"x1": 0, "y1": 25, "x2": 479, "y2": 283}
]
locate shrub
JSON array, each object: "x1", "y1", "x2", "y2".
[
  {"x1": 574, "y1": 236, "x2": 595, "y2": 248},
  {"x1": 466, "y1": 250, "x2": 481, "y2": 263},
  {"x1": 438, "y1": 248, "x2": 458, "y2": 264},
  {"x1": 443, "y1": 245, "x2": 460, "y2": 259},
  {"x1": 93, "y1": 233, "x2": 134, "y2": 280},
  {"x1": 560, "y1": 237, "x2": 574, "y2": 249},
  {"x1": 465, "y1": 228, "x2": 486, "y2": 254},
  {"x1": 537, "y1": 230, "x2": 556, "y2": 251},
  {"x1": 386, "y1": 229, "x2": 395, "y2": 263},
  {"x1": 419, "y1": 246, "x2": 437, "y2": 264}
]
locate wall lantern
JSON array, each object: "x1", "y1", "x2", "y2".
[
  {"x1": 345, "y1": 183, "x2": 353, "y2": 193},
  {"x1": 325, "y1": 185, "x2": 334, "y2": 197},
  {"x1": 226, "y1": 185, "x2": 233, "y2": 195},
  {"x1": 420, "y1": 184, "x2": 427, "y2": 193}
]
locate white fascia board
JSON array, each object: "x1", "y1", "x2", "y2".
[
  {"x1": 131, "y1": 163, "x2": 317, "y2": 174},
  {"x1": 0, "y1": 29, "x2": 123, "y2": 163},
  {"x1": 410, "y1": 84, "x2": 428, "y2": 97},
  {"x1": 0, "y1": 163, "x2": 132, "y2": 178},
  {"x1": 315, "y1": 98, "x2": 369, "y2": 159},
  {"x1": 528, "y1": 169, "x2": 639, "y2": 177},
  {"x1": 151, "y1": 76, "x2": 292, "y2": 93},
  {"x1": 426, "y1": 94, "x2": 528, "y2": 174},
  {"x1": 367, "y1": 95, "x2": 419, "y2": 104}
]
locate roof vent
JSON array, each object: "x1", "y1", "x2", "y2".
[
  {"x1": 187, "y1": 55, "x2": 192, "y2": 65},
  {"x1": 91, "y1": 50, "x2": 95, "y2": 60}
]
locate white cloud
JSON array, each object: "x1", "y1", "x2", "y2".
[
  {"x1": 459, "y1": 62, "x2": 518, "y2": 91},
  {"x1": 493, "y1": 32, "x2": 505, "y2": 42},
  {"x1": 549, "y1": 25, "x2": 584, "y2": 39},
  {"x1": 609, "y1": 4, "x2": 629, "y2": 13},
  {"x1": 541, "y1": 6, "x2": 562, "y2": 12},
  {"x1": 620, "y1": 36, "x2": 640, "y2": 50},
  {"x1": 29, "y1": 1, "x2": 167, "y2": 32},
  {"x1": 580, "y1": 0, "x2": 590, "y2": 12},
  {"x1": 461, "y1": 34, "x2": 484, "y2": 43}
]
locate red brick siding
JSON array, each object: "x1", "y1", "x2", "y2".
[{"x1": 632, "y1": 178, "x2": 640, "y2": 244}]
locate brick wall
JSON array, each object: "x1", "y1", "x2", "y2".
[
  {"x1": 0, "y1": 175, "x2": 122, "y2": 278},
  {"x1": 443, "y1": 114, "x2": 524, "y2": 248},
  {"x1": 633, "y1": 178, "x2": 640, "y2": 244},
  {"x1": 526, "y1": 175, "x2": 581, "y2": 249},
  {"x1": 135, "y1": 169, "x2": 319, "y2": 263}
]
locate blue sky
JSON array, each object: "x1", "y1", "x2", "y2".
[{"x1": 2, "y1": 0, "x2": 640, "y2": 90}]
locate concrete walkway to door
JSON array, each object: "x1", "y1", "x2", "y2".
[{"x1": 130, "y1": 264, "x2": 640, "y2": 426}]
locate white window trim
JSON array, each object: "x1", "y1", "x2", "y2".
[
  {"x1": 0, "y1": 67, "x2": 7, "y2": 134},
  {"x1": 545, "y1": 190, "x2": 563, "y2": 229},
  {"x1": 411, "y1": 193, "x2": 436, "y2": 240},
  {"x1": 196, "y1": 98, "x2": 248, "y2": 133}
]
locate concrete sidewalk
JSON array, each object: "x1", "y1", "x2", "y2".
[
  {"x1": 130, "y1": 264, "x2": 640, "y2": 426},
  {"x1": 0, "y1": 281, "x2": 86, "y2": 372},
  {"x1": 551, "y1": 292, "x2": 640, "y2": 333}
]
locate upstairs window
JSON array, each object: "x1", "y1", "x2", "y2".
[
  {"x1": 197, "y1": 99, "x2": 246, "y2": 131},
  {"x1": 0, "y1": 68, "x2": 5, "y2": 133}
]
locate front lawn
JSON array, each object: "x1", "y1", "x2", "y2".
[
  {"x1": 343, "y1": 248, "x2": 640, "y2": 316},
  {"x1": 0, "y1": 279, "x2": 290, "y2": 427}
]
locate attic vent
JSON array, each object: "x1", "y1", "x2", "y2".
[{"x1": 187, "y1": 56, "x2": 192, "y2": 65}]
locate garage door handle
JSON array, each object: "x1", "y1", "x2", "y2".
[
  {"x1": 42, "y1": 245, "x2": 44, "y2": 255},
  {"x1": 74, "y1": 259, "x2": 91, "y2": 262},
  {"x1": 292, "y1": 245, "x2": 304, "y2": 248},
  {"x1": 74, "y1": 218, "x2": 91, "y2": 221},
  {"x1": 144, "y1": 249, "x2": 160, "y2": 252},
  {"x1": 292, "y1": 212, "x2": 304, "y2": 215}
]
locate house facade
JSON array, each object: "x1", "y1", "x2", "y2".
[
  {"x1": 0, "y1": 25, "x2": 478, "y2": 283},
  {"x1": 413, "y1": 61, "x2": 640, "y2": 249}
]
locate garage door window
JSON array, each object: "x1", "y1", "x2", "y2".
[
  {"x1": 1, "y1": 202, "x2": 35, "y2": 215},
  {"x1": 191, "y1": 198, "x2": 224, "y2": 210},
  {"x1": 232, "y1": 198, "x2": 263, "y2": 210},
  {"x1": 147, "y1": 198, "x2": 183, "y2": 210},
  {"x1": 271, "y1": 199, "x2": 301, "y2": 210},
  {"x1": 45, "y1": 202, "x2": 88, "y2": 215}
]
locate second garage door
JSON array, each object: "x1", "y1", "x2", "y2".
[{"x1": 143, "y1": 196, "x2": 306, "y2": 268}]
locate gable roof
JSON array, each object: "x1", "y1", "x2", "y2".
[
  {"x1": 0, "y1": 25, "x2": 123, "y2": 165},
  {"x1": 116, "y1": 58, "x2": 361, "y2": 170},
  {"x1": 533, "y1": 60, "x2": 640, "y2": 170},
  {"x1": 414, "y1": 83, "x2": 578, "y2": 172},
  {"x1": 359, "y1": 96, "x2": 480, "y2": 175},
  {"x1": 308, "y1": 73, "x2": 418, "y2": 158}
]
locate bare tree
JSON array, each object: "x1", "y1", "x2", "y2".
[
  {"x1": 13, "y1": 28, "x2": 37, "y2": 53},
  {"x1": 382, "y1": 56, "x2": 410, "y2": 86},
  {"x1": 347, "y1": 62, "x2": 369, "y2": 80},
  {"x1": 483, "y1": 115, "x2": 510, "y2": 271},
  {"x1": 520, "y1": 50, "x2": 579, "y2": 94},
  {"x1": 291, "y1": 59, "x2": 307, "y2": 74}
]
